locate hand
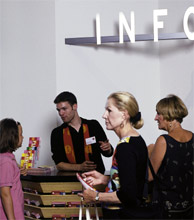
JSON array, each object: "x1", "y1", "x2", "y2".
[
  {"x1": 82, "y1": 170, "x2": 108, "y2": 186},
  {"x1": 80, "y1": 161, "x2": 97, "y2": 172},
  {"x1": 99, "y1": 140, "x2": 111, "y2": 152},
  {"x1": 78, "y1": 189, "x2": 96, "y2": 203},
  {"x1": 19, "y1": 164, "x2": 27, "y2": 176}
]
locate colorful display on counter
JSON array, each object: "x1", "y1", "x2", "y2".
[{"x1": 20, "y1": 137, "x2": 40, "y2": 168}]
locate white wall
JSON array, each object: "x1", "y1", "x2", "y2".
[
  {"x1": 0, "y1": 0, "x2": 193, "y2": 170},
  {"x1": 55, "y1": 0, "x2": 161, "y2": 169},
  {"x1": 158, "y1": 0, "x2": 194, "y2": 132},
  {"x1": 0, "y1": 0, "x2": 56, "y2": 166}
]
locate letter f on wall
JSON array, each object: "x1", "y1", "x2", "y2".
[{"x1": 153, "y1": 9, "x2": 168, "y2": 42}]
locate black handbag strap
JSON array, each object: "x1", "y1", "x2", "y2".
[
  {"x1": 148, "y1": 159, "x2": 157, "y2": 180},
  {"x1": 142, "y1": 159, "x2": 149, "y2": 200},
  {"x1": 142, "y1": 158, "x2": 157, "y2": 200}
]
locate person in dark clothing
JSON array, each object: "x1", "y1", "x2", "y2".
[
  {"x1": 148, "y1": 94, "x2": 193, "y2": 219},
  {"x1": 51, "y1": 91, "x2": 113, "y2": 174},
  {"x1": 78, "y1": 91, "x2": 148, "y2": 219}
]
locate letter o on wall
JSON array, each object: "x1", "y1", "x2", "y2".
[{"x1": 184, "y1": 6, "x2": 194, "y2": 40}]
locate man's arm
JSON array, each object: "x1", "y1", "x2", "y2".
[
  {"x1": 92, "y1": 120, "x2": 114, "y2": 157},
  {"x1": 99, "y1": 140, "x2": 113, "y2": 156},
  {"x1": 51, "y1": 127, "x2": 69, "y2": 166},
  {"x1": 56, "y1": 162, "x2": 81, "y2": 171},
  {"x1": 56, "y1": 161, "x2": 97, "y2": 172}
]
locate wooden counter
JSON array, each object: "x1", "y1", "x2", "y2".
[{"x1": 21, "y1": 171, "x2": 103, "y2": 219}]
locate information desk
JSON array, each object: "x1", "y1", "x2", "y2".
[{"x1": 21, "y1": 170, "x2": 103, "y2": 219}]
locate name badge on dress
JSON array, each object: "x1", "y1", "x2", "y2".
[{"x1": 85, "y1": 136, "x2": 96, "y2": 145}]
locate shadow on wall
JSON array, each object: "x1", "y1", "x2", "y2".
[{"x1": 184, "y1": 71, "x2": 194, "y2": 109}]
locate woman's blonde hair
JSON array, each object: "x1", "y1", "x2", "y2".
[
  {"x1": 108, "y1": 91, "x2": 144, "y2": 129},
  {"x1": 156, "y1": 94, "x2": 188, "y2": 123}
]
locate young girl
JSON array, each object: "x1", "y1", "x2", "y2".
[{"x1": 0, "y1": 118, "x2": 25, "y2": 220}]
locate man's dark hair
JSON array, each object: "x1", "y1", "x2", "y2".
[{"x1": 54, "y1": 91, "x2": 77, "y2": 106}]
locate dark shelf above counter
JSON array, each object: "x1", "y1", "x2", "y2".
[
  {"x1": 65, "y1": 32, "x2": 188, "y2": 45},
  {"x1": 20, "y1": 170, "x2": 79, "y2": 182}
]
